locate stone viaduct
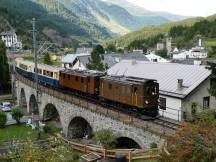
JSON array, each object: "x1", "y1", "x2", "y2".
[{"x1": 15, "y1": 74, "x2": 173, "y2": 148}]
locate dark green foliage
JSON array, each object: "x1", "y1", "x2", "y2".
[
  {"x1": 207, "y1": 62, "x2": 216, "y2": 98},
  {"x1": 43, "y1": 124, "x2": 52, "y2": 134},
  {"x1": 105, "y1": 44, "x2": 116, "y2": 53},
  {"x1": 94, "y1": 129, "x2": 117, "y2": 149},
  {"x1": 43, "y1": 53, "x2": 52, "y2": 65},
  {"x1": 87, "y1": 45, "x2": 105, "y2": 71},
  {"x1": 169, "y1": 19, "x2": 216, "y2": 49},
  {"x1": 0, "y1": 111, "x2": 7, "y2": 128},
  {"x1": 11, "y1": 108, "x2": 24, "y2": 124},
  {"x1": 208, "y1": 46, "x2": 216, "y2": 58},
  {"x1": 0, "y1": 41, "x2": 10, "y2": 93},
  {"x1": 128, "y1": 34, "x2": 164, "y2": 52},
  {"x1": 156, "y1": 48, "x2": 168, "y2": 58}
]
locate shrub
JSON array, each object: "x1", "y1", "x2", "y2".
[
  {"x1": 94, "y1": 129, "x2": 117, "y2": 149},
  {"x1": 150, "y1": 142, "x2": 158, "y2": 148},
  {"x1": 0, "y1": 111, "x2": 7, "y2": 128},
  {"x1": 43, "y1": 124, "x2": 52, "y2": 134},
  {"x1": 11, "y1": 108, "x2": 23, "y2": 124}
]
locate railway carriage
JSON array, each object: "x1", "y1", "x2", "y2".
[
  {"x1": 100, "y1": 76, "x2": 159, "y2": 116},
  {"x1": 16, "y1": 58, "x2": 159, "y2": 117},
  {"x1": 16, "y1": 58, "x2": 62, "y2": 87},
  {"x1": 59, "y1": 69, "x2": 104, "y2": 95}
]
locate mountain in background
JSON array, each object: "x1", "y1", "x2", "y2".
[
  {"x1": 0, "y1": 0, "x2": 112, "y2": 48},
  {"x1": 104, "y1": 0, "x2": 189, "y2": 21},
  {"x1": 107, "y1": 17, "x2": 205, "y2": 48},
  {"x1": 0, "y1": 0, "x2": 190, "y2": 48}
]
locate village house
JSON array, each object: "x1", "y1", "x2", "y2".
[
  {"x1": 0, "y1": 30, "x2": 22, "y2": 49},
  {"x1": 107, "y1": 60, "x2": 215, "y2": 121},
  {"x1": 62, "y1": 52, "x2": 149, "y2": 70}
]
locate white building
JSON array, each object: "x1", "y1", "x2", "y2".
[
  {"x1": 145, "y1": 53, "x2": 170, "y2": 63},
  {"x1": 0, "y1": 30, "x2": 22, "y2": 49},
  {"x1": 156, "y1": 41, "x2": 164, "y2": 51},
  {"x1": 173, "y1": 47, "x2": 208, "y2": 60},
  {"x1": 107, "y1": 60, "x2": 215, "y2": 121},
  {"x1": 61, "y1": 53, "x2": 90, "y2": 70}
]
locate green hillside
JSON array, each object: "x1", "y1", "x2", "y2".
[
  {"x1": 0, "y1": 0, "x2": 111, "y2": 48},
  {"x1": 107, "y1": 17, "x2": 205, "y2": 48}
]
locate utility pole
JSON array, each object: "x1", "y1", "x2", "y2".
[{"x1": 32, "y1": 18, "x2": 39, "y2": 106}]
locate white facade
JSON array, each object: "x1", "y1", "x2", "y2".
[
  {"x1": 61, "y1": 53, "x2": 90, "y2": 70},
  {"x1": 156, "y1": 42, "x2": 164, "y2": 51},
  {"x1": 173, "y1": 47, "x2": 208, "y2": 59},
  {"x1": 146, "y1": 53, "x2": 170, "y2": 63},
  {"x1": 0, "y1": 31, "x2": 22, "y2": 49}
]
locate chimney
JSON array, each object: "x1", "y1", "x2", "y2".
[{"x1": 177, "y1": 79, "x2": 183, "y2": 90}]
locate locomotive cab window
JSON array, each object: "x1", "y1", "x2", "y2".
[
  {"x1": 75, "y1": 76, "x2": 78, "y2": 82},
  {"x1": 146, "y1": 87, "x2": 151, "y2": 95},
  {"x1": 108, "y1": 83, "x2": 112, "y2": 90},
  {"x1": 133, "y1": 87, "x2": 138, "y2": 94}
]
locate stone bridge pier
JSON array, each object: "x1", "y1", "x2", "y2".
[{"x1": 16, "y1": 79, "x2": 165, "y2": 148}]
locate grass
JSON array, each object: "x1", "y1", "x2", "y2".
[
  {"x1": 0, "y1": 124, "x2": 48, "y2": 145},
  {"x1": 204, "y1": 38, "x2": 216, "y2": 48}
]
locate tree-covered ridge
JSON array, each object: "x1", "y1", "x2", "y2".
[
  {"x1": 0, "y1": 0, "x2": 111, "y2": 48},
  {"x1": 106, "y1": 14, "x2": 216, "y2": 52},
  {"x1": 107, "y1": 16, "x2": 209, "y2": 48},
  {"x1": 169, "y1": 19, "x2": 216, "y2": 49}
]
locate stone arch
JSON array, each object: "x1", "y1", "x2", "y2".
[
  {"x1": 43, "y1": 103, "x2": 62, "y2": 128},
  {"x1": 68, "y1": 116, "x2": 93, "y2": 139},
  {"x1": 29, "y1": 94, "x2": 39, "y2": 115},
  {"x1": 116, "y1": 137, "x2": 141, "y2": 149},
  {"x1": 19, "y1": 88, "x2": 27, "y2": 113}
]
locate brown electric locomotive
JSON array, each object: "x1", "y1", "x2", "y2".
[
  {"x1": 59, "y1": 69, "x2": 104, "y2": 95},
  {"x1": 99, "y1": 76, "x2": 159, "y2": 116},
  {"x1": 59, "y1": 69, "x2": 159, "y2": 116}
]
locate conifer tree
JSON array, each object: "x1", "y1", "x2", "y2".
[
  {"x1": 0, "y1": 41, "x2": 10, "y2": 93},
  {"x1": 87, "y1": 45, "x2": 105, "y2": 71}
]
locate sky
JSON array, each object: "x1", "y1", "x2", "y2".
[{"x1": 125, "y1": 0, "x2": 216, "y2": 17}]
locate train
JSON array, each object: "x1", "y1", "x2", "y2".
[{"x1": 15, "y1": 58, "x2": 159, "y2": 117}]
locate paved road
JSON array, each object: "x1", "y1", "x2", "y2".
[{"x1": 6, "y1": 112, "x2": 29, "y2": 125}]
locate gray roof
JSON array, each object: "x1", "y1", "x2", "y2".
[
  {"x1": 102, "y1": 52, "x2": 149, "y2": 68},
  {"x1": 76, "y1": 48, "x2": 93, "y2": 54},
  {"x1": 0, "y1": 30, "x2": 16, "y2": 36},
  {"x1": 62, "y1": 54, "x2": 90, "y2": 64},
  {"x1": 108, "y1": 60, "x2": 211, "y2": 98}
]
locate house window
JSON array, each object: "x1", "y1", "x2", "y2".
[
  {"x1": 87, "y1": 78, "x2": 90, "y2": 83},
  {"x1": 68, "y1": 75, "x2": 70, "y2": 80},
  {"x1": 81, "y1": 78, "x2": 84, "y2": 83},
  {"x1": 159, "y1": 97, "x2": 166, "y2": 110},
  {"x1": 63, "y1": 74, "x2": 65, "y2": 79},
  {"x1": 108, "y1": 83, "x2": 112, "y2": 90},
  {"x1": 203, "y1": 96, "x2": 210, "y2": 108}
]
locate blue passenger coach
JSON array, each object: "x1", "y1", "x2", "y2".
[{"x1": 15, "y1": 58, "x2": 62, "y2": 87}]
